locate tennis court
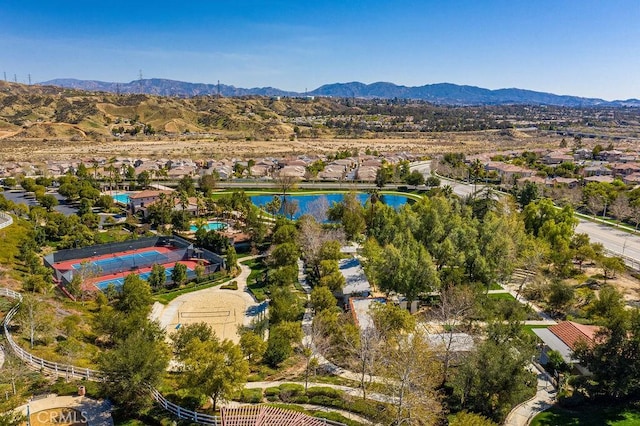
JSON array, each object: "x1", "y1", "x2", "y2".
[
  {"x1": 72, "y1": 250, "x2": 168, "y2": 271},
  {"x1": 95, "y1": 264, "x2": 194, "y2": 290}
]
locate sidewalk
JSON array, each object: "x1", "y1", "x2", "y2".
[{"x1": 504, "y1": 365, "x2": 557, "y2": 426}]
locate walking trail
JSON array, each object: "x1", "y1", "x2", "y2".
[{"x1": 504, "y1": 364, "x2": 557, "y2": 426}]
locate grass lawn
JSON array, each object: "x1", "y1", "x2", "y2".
[
  {"x1": 487, "y1": 292, "x2": 516, "y2": 301},
  {"x1": 531, "y1": 404, "x2": 640, "y2": 425},
  {"x1": 153, "y1": 273, "x2": 230, "y2": 304},
  {"x1": 522, "y1": 324, "x2": 550, "y2": 338},
  {"x1": 489, "y1": 282, "x2": 504, "y2": 290},
  {"x1": 243, "y1": 258, "x2": 268, "y2": 301}
]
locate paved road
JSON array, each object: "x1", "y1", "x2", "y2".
[{"x1": 575, "y1": 220, "x2": 640, "y2": 267}]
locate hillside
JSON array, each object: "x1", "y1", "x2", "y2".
[
  {"x1": 0, "y1": 80, "x2": 360, "y2": 140},
  {"x1": 42, "y1": 78, "x2": 640, "y2": 107},
  {"x1": 1, "y1": 81, "x2": 639, "y2": 146}
]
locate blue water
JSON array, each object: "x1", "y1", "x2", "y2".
[
  {"x1": 189, "y1": 221, "x2": 227, "y2": 232},
  {"x1": 250, "y1": 193, "x2": 411, "y2": 220},
  {"x1": 74, "y1": 250, "x2": 165, "y2": 271},
  {"x1": 112, "y1": 193, "x2": 131, "y2": 204},
  {"x1": 95, "y1": 266, "x2": 194, "y2": 290}
]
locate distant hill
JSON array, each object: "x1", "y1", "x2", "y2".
[
  {"x1": 42, "y1": 78, "x2": 296, "y2": 98},
  {"x1": 41, "y1": 78, "x2": 640, "y2": 107}
]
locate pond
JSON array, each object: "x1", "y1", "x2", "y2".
[{"x1": 250, "y1": 192, "x2": 413, "y2": 220}]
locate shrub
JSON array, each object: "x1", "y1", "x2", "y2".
[
  {"x1": 264, "y1": 387, "x2": 281, "y2": 397},
  {"x1": 309, "y1": 395, "x2": 338, "y2": 406},
  {"x1": 239, "y1": 388, "x2": 263, "y2": 403},
  {"x1": 221, "y1": 280, "x2": 238, "y2": 290},
  {"x1": 278, "y1": 383, "x2": 304, "y2": 402},
  {"x1": 306, "y1": 386, "x2": 343, "y2": 399},
  {"x1": 291, "y1": 395, "x2": 310, "y2": 404},
  {"x1": 278, "y1": 383, "x2": 304, "y2": 394}
]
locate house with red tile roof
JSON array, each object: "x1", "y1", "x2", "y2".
[{"x1": 532, "y1": 321, "x2": 600, "y2": 375}]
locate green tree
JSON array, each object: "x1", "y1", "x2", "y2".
[
  {"x1": 449, "y1": 411, "x2": 497, "y2": 426},
  {"x1": 546, "y1": 280, "x2": 574, "y2": 314},
  {"x1": 264, "y1": 321, "x2": 303, "y2": 367},
  {"x1": 171, "y1": 322, "x2": 215, "y2": 356},
  {"x1": 199, "y1": 171, "x2": 220, "y2": 195},
  {"x1": 370, "y1": 302, "x2": 415, "y2": 338},
  {"x1": 310, "y1": 285, "x2": 337, "y2": 313},
  {"x1": 452, "y1": 339, "x2": 535, "y2": 421},
  {"x1": 587, "y1": 285, "x2": 625, "y2": 322},
  {"x1": 171, "y1": 262, "x2": 188, "y2": 286},
  {"x1": 226, "y1": 244, "x2": 238, "y2": 273},
  {"x1": 239, "y1": 330, "x2": 267, "y2": 362},
  {"x1": 99, "y1": 324, "x2": 170, "y2": 413},
  {"x1": 574, "y1": 309, "x2": 640, "y2": 400},
  {"x1": 405, "y1": 170, "x2": 425, "y2": 187},
  {"x1": 16, "y1": 294, "x2": 52, "y2": 348},
  {"x1": 269, "y1": 286, "x2": 303, "y2": 324},
  {"x1": 180, "y1": 336, "x2": 249, "y2": 411},
  {"x1": 147, "y1": 264, "x2": 167, "y2": 290},
  {"x1": 38, "y1": 193, "x2": 59, "y2": 211},
  {"x1": 517, "y1": 181, "x2": 539, "y2": 208},
  {"x1": 599, "y1": 255, "x2": 625, "y2": 283},
  {"x1": 0, "y1": 412, "x2": 25, "y2": 426},
  {"x1": 176, "y1": 175, "x2": 196, "y2": 196},
  {"x1": 269, "y1": 242, "x2": 300, "y2": 268},
  {"x1": 117, "y1": 274, "x2": 153, "y2": 314},
  {"x1": 137, "y1": 170, "x2": 151, "y2": 189}
]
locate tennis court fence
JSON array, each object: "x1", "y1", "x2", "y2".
[{"x1": 62, "y1": 249, "x2": 188, "y2": 284}]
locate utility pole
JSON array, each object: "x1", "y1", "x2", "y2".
[
  {"x1": 3, "y1": 71, "x2": 6, "y2": 82},
  {"x1": 14, "y1": 74, "x2": 17, "y2": 83},
  {"x1": 217, "y1": 80, "x2": 221, "y2": 97},
  {"x1": 138, "y1": 69, "x2": 143, "y2": 94},
  {"x1": 28, "y1": 74, "x2": 31, "y2": 85}
]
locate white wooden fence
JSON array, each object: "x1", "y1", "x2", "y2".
[
  {"x1": 0, "y1": 212, "x2": 13, "y2": 230},
  {"x1": 1, "y1": 288, "x2": 345, "y2": 426}
]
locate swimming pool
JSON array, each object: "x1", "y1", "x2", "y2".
[
  {"x1": 95, "y1": 265, "x2": 194, "y2": 290},
  {"x1": 189, "y1": 221, "x2": 227, "y2": 232},
  {"x1": 112, "y1": 193, "x2": 131, "y2": 204},
  {"x1": 250, "y1": 192, "x2": 412, "y2": 220}
]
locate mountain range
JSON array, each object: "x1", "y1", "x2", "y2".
[{"x1": 41, "y1": 78, "x2": 640, "y2": 108}]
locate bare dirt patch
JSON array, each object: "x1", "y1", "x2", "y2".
[
  {"x1": 572, "y1": 265, "x2": 640, "y2": 303},
  {"x1": 0, "y1": 131, "x2": 563, "y2": 162}
]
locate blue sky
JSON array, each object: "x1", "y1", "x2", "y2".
[{"x1": 1, "y1": 1, "x2": 639, "y2": 100}]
